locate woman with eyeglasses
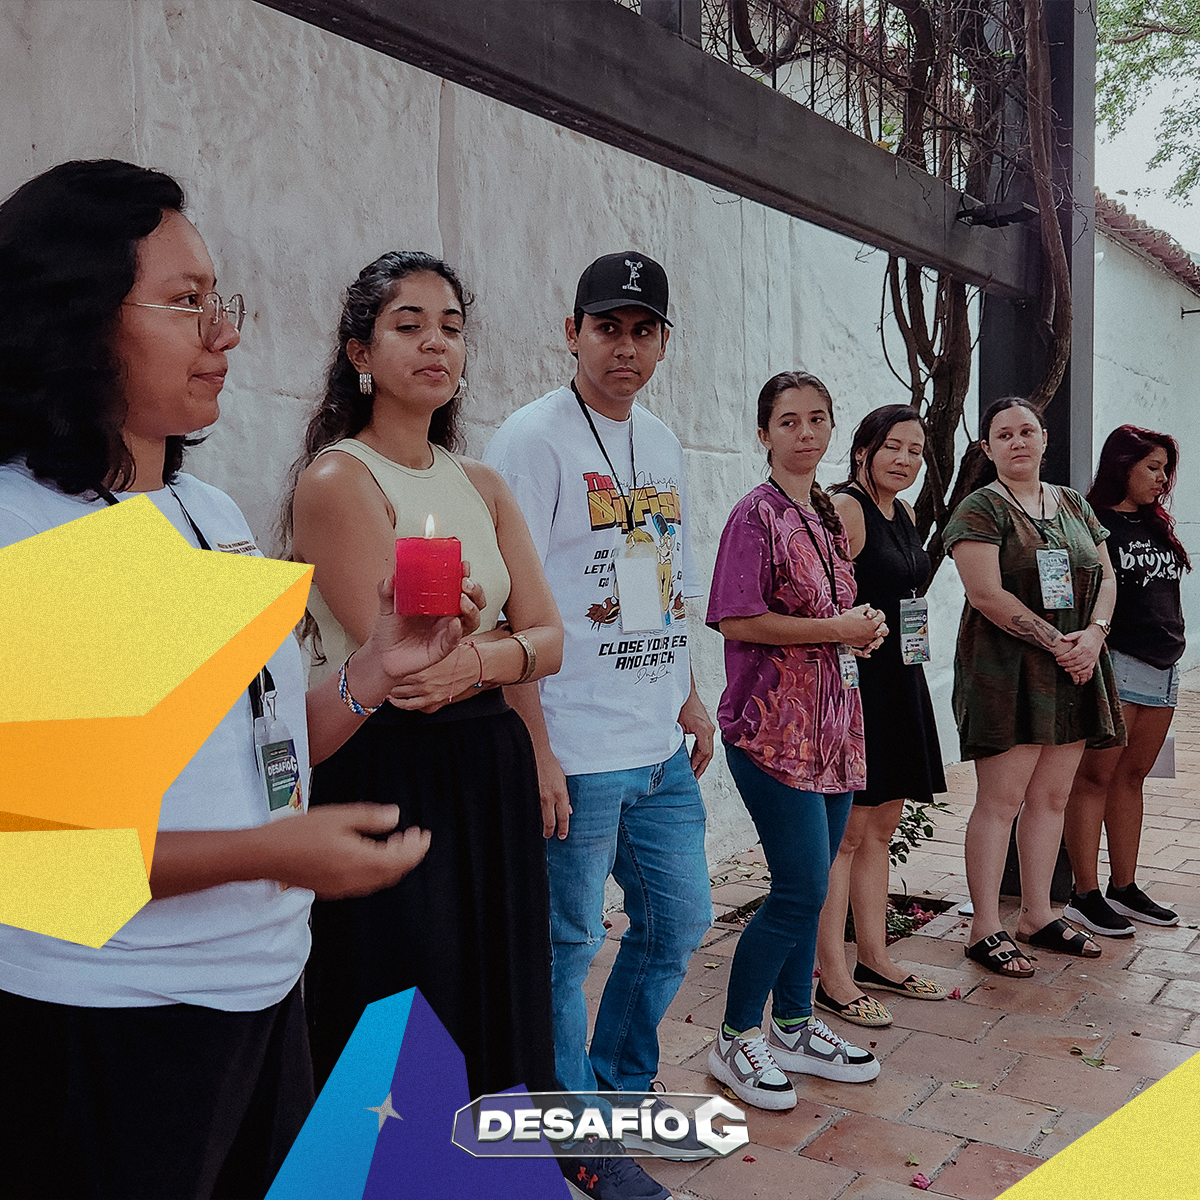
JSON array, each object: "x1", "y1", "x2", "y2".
[
  {"x1": 946, "y1": 396, "x2": 1124, "y2": 980},
  {"x1": 0, "y1": 160, "x2": 479, "y2": 1199},
  {"x1": 1064, "y1": 427, "x2": 1190, "y2": 937},
  {"x1": 286, "y1": 252, "x2": 563, "y2": 1101}
]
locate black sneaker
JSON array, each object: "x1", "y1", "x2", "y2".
[
  {"x1": 1106, "y1": 881, "x2": 1179, "y2": 927},
  {"x1": 1063, "y1": 889, "x2": 1136, "y2": 937},
  {"x1": 622, "y1": 1083, "x2": 712, "y2": 1160},
  {"x1": 561, "y1": 1139, "x2": 672, "y2": 1199}
]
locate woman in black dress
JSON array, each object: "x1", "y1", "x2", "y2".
[{"x1": 814, "y1": 406, "x2": 949, "y2": 1026}]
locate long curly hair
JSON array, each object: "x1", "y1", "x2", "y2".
[
  {"x1": 755, "y1": 370, "x2": 849, "y2": 559},
  {"x1": 281, "y1": 251, "x2": 472, "y2": 544},
  {"x1": 0, "y1": 159, "x2": 191, "y2": 494},
  {"x1": 1088, "y1": 424, "x2": 1190, "y2": 570}
]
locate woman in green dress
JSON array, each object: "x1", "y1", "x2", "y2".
[{"x1": 944, "y1": 397, "x2": 1124, "y2": 978}]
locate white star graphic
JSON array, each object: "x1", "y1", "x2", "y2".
[{"x1": 366, "y1": 1092, "x2": 403, "y2": 1132}]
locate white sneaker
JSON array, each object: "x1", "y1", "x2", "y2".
[
  {"x1": 707, "y1": 1026, "x2": 797, "y2": 1111},
  {"x1": 766, "y1": 1016, "x2": 880, "y2": 1083}
]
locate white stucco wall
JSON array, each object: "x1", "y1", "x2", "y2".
[
  {"x1": 1093, "y1": 234, "x2": 1200, "y2": 670},
  {"x1": 9, "y1": 0, "x2": 1194, "y2": 863}
]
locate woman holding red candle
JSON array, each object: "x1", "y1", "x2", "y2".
[{"x1": 288, "y1": 251, "x2": 564, "y2": 1099}]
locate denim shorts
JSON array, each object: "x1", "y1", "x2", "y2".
[{"x1": 1109, "y1": 647, "x2": 1180, "y2": 708}]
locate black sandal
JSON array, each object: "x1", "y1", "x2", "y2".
[
  {"x1": 965, "y1": 930, "x2": 1035, "y2": 978},
  {"x1": 1016, "y1": 918, "x2": 1100, "y2": 959}
]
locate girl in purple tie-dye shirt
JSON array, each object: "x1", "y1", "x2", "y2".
[{"x1": 703, "y1": 372, "x2": 886, "y2": 1111}]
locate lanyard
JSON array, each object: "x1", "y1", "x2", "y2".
[
  {"x1": 848, "y1": 482, "x2": 921, "y2": 597},
  {"x1": 768, "y1": 477, "x2": 839, "y2": 610},
  {"x1": 95, "y1": 483, "x2": 274, "y2": 717},
  {"x1": 998, "y1": 480, "x2": 1050, "y2": 543},
  {"x1": 572, "y1": 381, "x2": 636, "y2": 534}
]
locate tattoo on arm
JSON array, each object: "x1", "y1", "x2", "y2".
[{"x1": 1007, "y1": 612, "x2": 1061, "y2": 650}]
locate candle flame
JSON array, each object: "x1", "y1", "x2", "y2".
[{"x1": 425, "y1": 514, "x2": 436, "y2": 538}]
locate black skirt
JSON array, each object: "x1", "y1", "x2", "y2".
[{"x1": 305, "y1": 690, "x2": 556, "y2": 1099}]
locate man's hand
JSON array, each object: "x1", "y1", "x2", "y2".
[
  {"x1": 679, "y1": 686, "x2": 715, "y2": 780},
  {"x1": 537, "y1": 752, "x2": 573, "y2": 840}
]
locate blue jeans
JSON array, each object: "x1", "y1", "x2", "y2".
[
  {"x1": 723, "y1": 742, "x2": 853, "y2": 1031},
  {"x1": 546, "y1": 743, "x2": 712, "y2": 1095}
]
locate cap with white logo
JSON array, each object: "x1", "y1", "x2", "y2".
[{"x1": 573, "y1": 252, "x2": 672, "y2": 326}]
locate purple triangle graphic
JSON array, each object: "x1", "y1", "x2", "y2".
[{"x1": 361, "y1": 989, "x2": 566, "y2": 1199}]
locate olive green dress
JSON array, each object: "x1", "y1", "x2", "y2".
[{"x1": 944, "y1": 486, "x2": 1125, "y2": 760}]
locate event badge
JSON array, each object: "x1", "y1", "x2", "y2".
[
  {"x1": 614, "y1": 542, "x2": 667, "y2": 633},
  {"x1": 254, "y1": 710, "x2": 303, "y2": 821},
  {"x1": 1035, "y1": 548, "x2": 1074, "y2": 610},
  {"x1": 837, "y1": 646, "x2": 860, "y2": 689},
  {"x1": 899, "y1": 596, "x2": 931, "y2": 665}
]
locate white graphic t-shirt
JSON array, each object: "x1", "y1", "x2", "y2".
[{"x1": 484, "y1": 385, "x2": 703, "y2": 775}]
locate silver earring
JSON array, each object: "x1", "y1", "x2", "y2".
[
  {"x1": 358, "y1": 372, "x2": 373, "y2": 396},
  {"x1": 452, "y1": 377, "x2": 468, "y2": 401}
]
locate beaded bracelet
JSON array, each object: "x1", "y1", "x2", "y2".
[{"x1": 338, "y1": 653, "x2": 383, "y2": 716}]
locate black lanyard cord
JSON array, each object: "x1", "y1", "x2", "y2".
[
  {"x1": 572, "y1": 381, "x2": 636, "y2": 534},
  {"x1": 998, "y1": 480, "x2": 1052, "y2": 544},
  {"x1": 768, "y1": 477, "x2": 839, "y2": 610}
]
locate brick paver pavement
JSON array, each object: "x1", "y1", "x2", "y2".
[{"x1": 583, "y1": 675, "x2": 1200, "y2": 1198}]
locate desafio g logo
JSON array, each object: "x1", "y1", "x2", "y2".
[{"x1": 452, "y1": 1091, "x2": 749, "y2": 1159}]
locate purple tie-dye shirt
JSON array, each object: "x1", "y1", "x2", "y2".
[{"x1": 706, "y1": 483, "x2": 866, "y2": 792}]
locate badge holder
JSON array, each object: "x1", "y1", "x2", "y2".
[
  {"x1": 837, "y1": 645, "x2": 860, "y2": 689},
  {"x1": 614, "y1": 536, "x2": 668, "y2": 634},
  {"x1": 899, "y1": 596, "x2": 931, "y2": 665},
  {"x1": 250, "y1": 668, "x2": 303, "y2": 820},
  {"x1": 1036, "y1": 548, "x2": 1074, "y2": 610}
]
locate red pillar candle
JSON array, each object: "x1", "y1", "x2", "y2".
[{"x1": 394, "y1": 516, "x2": 462, "y2": 616}]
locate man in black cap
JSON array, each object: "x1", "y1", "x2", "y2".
[{"x1": 484, "y1": 252, "x2": 714, "y2": 1199}]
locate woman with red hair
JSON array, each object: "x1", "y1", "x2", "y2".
[{"x1": 1064, "y1": 426, "x2": 1191, "y2": 935}]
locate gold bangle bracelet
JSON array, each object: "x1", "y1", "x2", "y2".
[{"x1": 512, "y1": 632, "x2": 537, "y2": 685}]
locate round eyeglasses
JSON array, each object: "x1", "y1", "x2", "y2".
[{"x1": 126, "y1": 292, "x2": 245, "y2": 349}]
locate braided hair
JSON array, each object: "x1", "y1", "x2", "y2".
[{"x1": 755, "y1": 370, "x2": 849, "y2": 559}]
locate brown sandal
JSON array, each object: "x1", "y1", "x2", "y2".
[{"x1": 965, "y1": 930, "x2": 1034, "y2": 978}]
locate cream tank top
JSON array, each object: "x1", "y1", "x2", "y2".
[{"x1": 306, "y1": 439, "x2": 511, "y2": 686}]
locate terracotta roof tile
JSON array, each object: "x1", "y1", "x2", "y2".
[{"x1": 1095, "y1": 189, "x2": 1200, "y2": 298}]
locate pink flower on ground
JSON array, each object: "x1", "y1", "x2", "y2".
[
  {"x1": 948, "y1": 987, "x2": 962, "y2": 1000},
  {"x1": 911, "y1": 1173, "x2": 931, "y2": 1189}
]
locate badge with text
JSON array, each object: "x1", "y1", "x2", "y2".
[
  {"x1": 255, "y1": 707, "x2": 303, "y2": 820},
  {"x1": 899, "y1": 596, "x2": 931, "y2": 665},
  {"x1": 1036, "y1": 548, "x2": 1074, "y2": 610},
  {"x1": 838, "y1": 647, "x2": 860, "y2": 689},
  {"x1": 614, "y1": 547, "x2": 667, "y2": 633}
]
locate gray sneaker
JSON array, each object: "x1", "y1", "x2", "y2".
[
  {"x1": 766, "y1": 1015, "x2": 880, "y2": 1082},
  {"x1": 707, "y1": 1026, "x2": 797, "y2": 1111}
]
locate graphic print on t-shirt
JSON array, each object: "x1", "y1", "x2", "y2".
[
  {"x1": 1118, "y1": 537, "x2": 1184, "y2": 584},
  {"x1": 582, "y1": 468, "x2": 687, "y2": 679}
]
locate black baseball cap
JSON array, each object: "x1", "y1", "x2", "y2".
[{"x1": 573, "y1": 252, "x2": 672, "y2": 326}]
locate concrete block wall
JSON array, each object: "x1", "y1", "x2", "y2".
[{"x1": 4, "y1": 0, "x2": 1196, "y2": 859}]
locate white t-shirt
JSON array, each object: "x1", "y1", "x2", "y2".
[
  {"x1": 0, "y1": 463, "x2": 312, "y2": 1010},
  {"x1": 484, "y1": 386, "x2": 703, "y2": 775}
]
